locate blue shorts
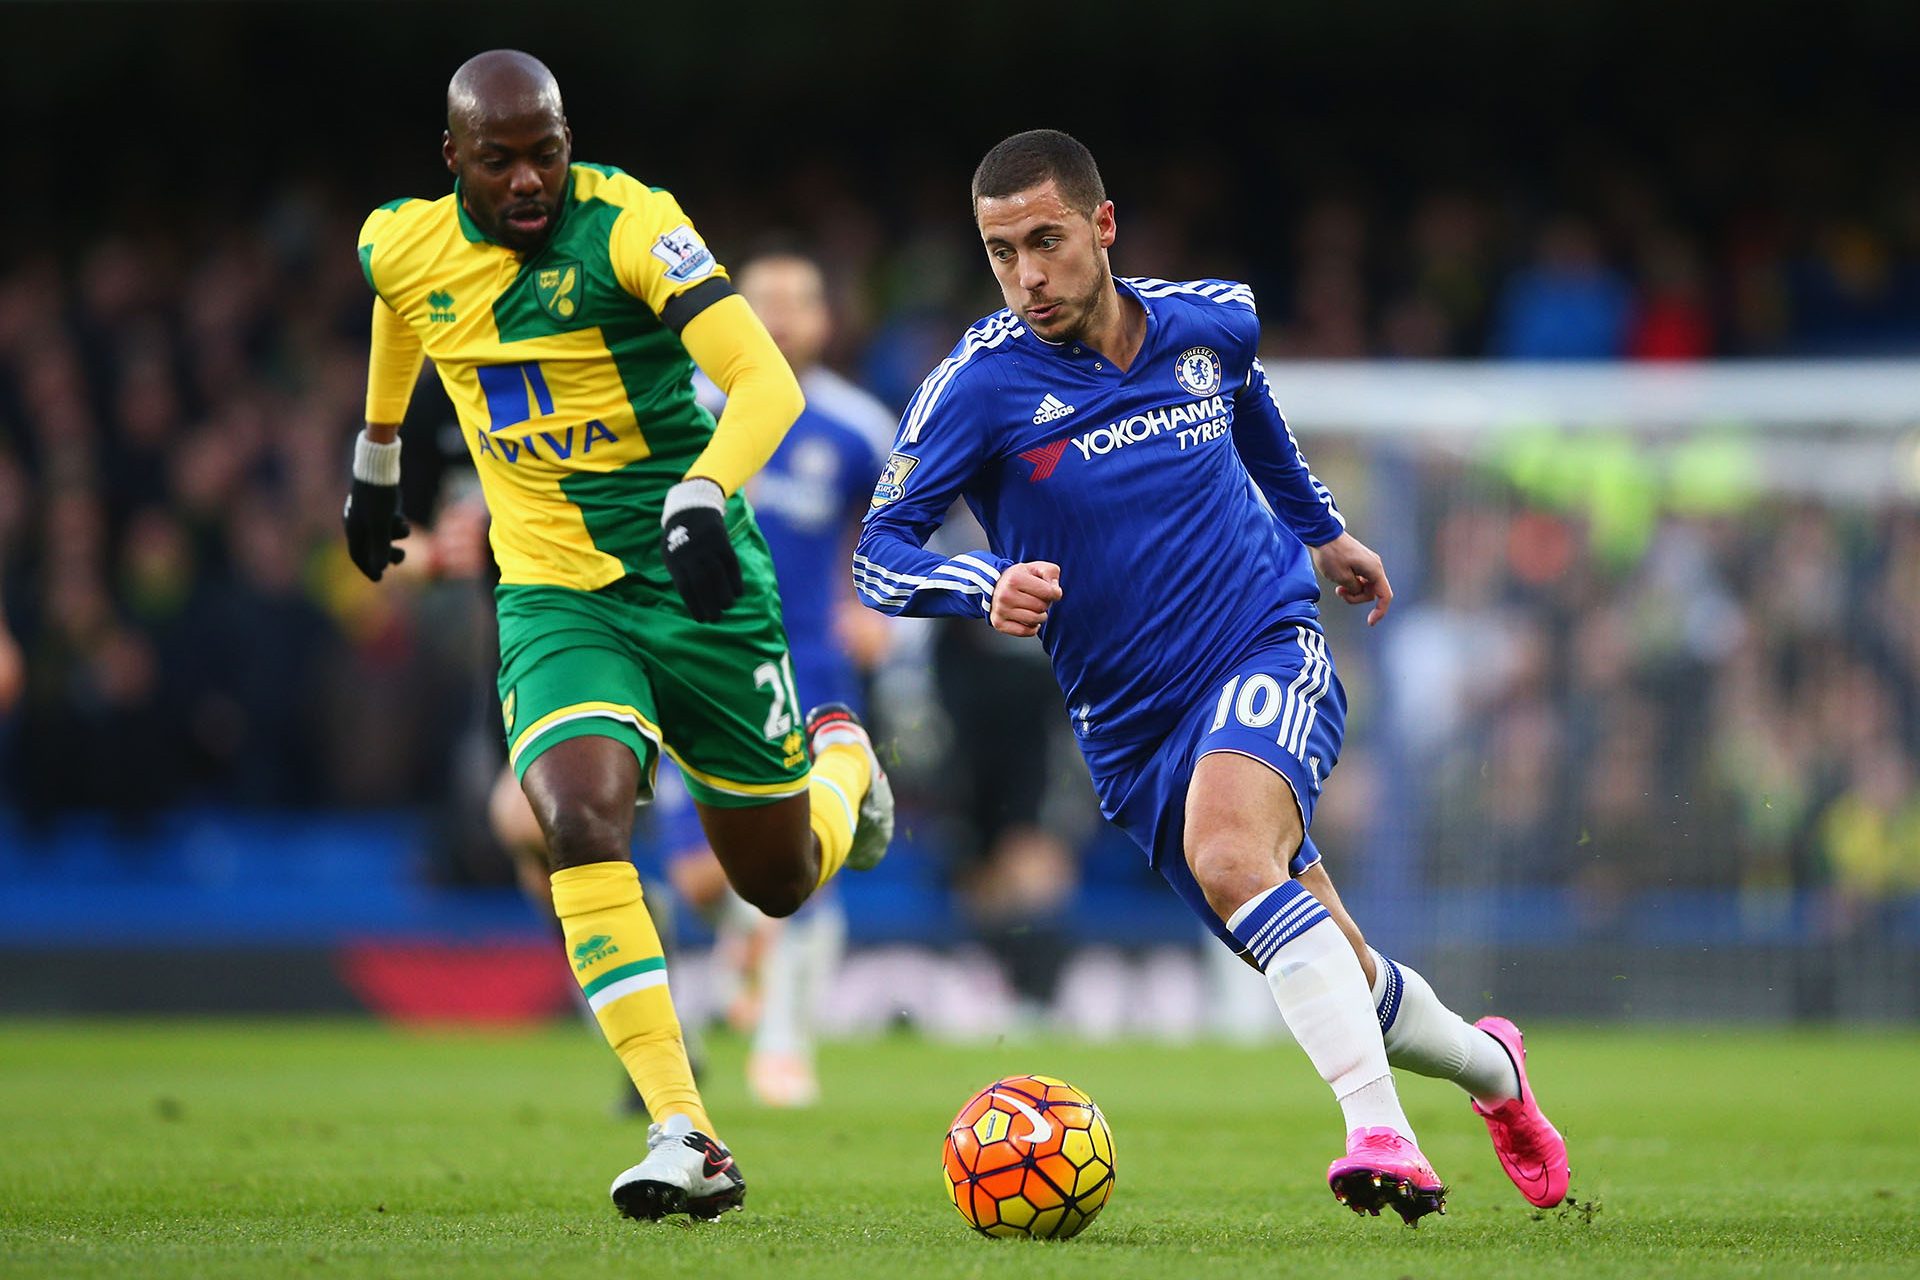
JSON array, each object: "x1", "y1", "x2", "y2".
[
  {"x1": 647, "y1": 765, "x2": 708, "y2": 863},
  {"x1": 1087, "y1": 622, "x2": 1345, "y2": 952}
]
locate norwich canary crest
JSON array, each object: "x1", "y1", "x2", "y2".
[{"x1": 536, "y1": 262, "x2": 581, "y2": 320}]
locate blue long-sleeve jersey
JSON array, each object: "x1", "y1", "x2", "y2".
[{"x1": 855, "y1": 277, "x2": 1347, "y2": 749}]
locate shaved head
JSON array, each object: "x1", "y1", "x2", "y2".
[
  {"x1": 442, "y1": 50, "x2": 572, "y2": 253},
  {"x1": 447, "y1": 49, "x2": 563, "y2": 140}
]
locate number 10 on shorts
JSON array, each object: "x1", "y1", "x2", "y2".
[
  {"x1": 1209, "y1": 646, "x2": 1331, "y2": 759},
  {"x1": 1212, "y1": 673, "x2": 1287, "y2": 734}
]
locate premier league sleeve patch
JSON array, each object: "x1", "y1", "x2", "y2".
[
  {"x1": 870, "y1": 452, "x2": 919, "y2": 508},
  {"x1": 651, "y1": 224, "x2": 718, "y2": 284}
]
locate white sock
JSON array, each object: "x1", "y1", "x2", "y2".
[
  {"x1": 753, "y1": 898, "x2": 845, "y2": 1059},
  {"x1": 753, "y1": 918, "x2": 803, "y2": 1057},
  {"x1": 1369, "y1": 947, "x2": 1518, "y2": 1106},
  {"x1": 1229, "y1": 885, "x2": 1413, "y2": 1142},
  {"x1": 1338, "y1": 1075, "x2": 1412, "y2": 1137}
]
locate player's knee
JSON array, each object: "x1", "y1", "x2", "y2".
[
  {"x1": 1186, "y1": 829, "x2": 1293, "y2": 916},
  {"x1": 538, "y1": 802, "x2": 629, "y2": 871},
  {"x1": 732, "y1": 867, "x2": 811, "y2": 919}
]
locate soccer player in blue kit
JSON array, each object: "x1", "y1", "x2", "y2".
[
  {"x1": 855, "y1": 130, "x2": 1571, "y2": 1224},
  {"x1": 672, "y1": 247, "x2": 897, "y2": 1106}
]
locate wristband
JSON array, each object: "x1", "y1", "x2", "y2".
[
  {"x1": 661, "y1": 477, "x2": 725, "y2": 525},
  {"x1": 353, "y1": 431, "x2": 403, "y2": 486}
]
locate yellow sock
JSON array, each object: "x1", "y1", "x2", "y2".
[
  {"x1": 807, "y1": 743, "x2": 871, "y2": 888},
  {"x1": 550, "y1": 861, "x2": 713, "y2": 1137}
]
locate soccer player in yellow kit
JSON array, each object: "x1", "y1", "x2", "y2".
[{"x1": 345, "y1": 49, "x2": 892, "y2": 1222}]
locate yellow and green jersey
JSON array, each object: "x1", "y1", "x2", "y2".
[{"x1": 358, "y1": 163, "x2": 740, "y2": 590}]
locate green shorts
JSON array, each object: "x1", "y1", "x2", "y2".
[{"x1": 495, "y1": 516, "x2": 811, "y2": 809}]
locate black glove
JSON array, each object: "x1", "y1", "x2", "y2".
[
  {"x1": 343, "y1": 431, "x2": 408, "y2": 581},
  {"x1": 343, "y1": 481, "x2": 409, "y2": 580},
  {"x1": 660, "y1": 478, "x2": 742, "y2": 623}
]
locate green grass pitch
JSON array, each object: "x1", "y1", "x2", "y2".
[{"x1": 3, "y1": 1020, "x2": 1917, "y2": 1277}]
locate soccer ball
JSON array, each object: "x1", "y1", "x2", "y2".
[{"x1": 941, "y1": 1074, "x2": 1115, "y2": 1239}]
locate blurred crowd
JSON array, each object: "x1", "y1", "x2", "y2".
[
  {"x1": 0, "y1": 156, "x2": 1916, "y2": 918},
  {"x1": 1354, "y1": 483, "x2": 1920, "y2": 915},
  {"x1": 0, "y1": 206, "x2": 485, "y2": 818},
  {"x1": 704, "y1": 148, "x2": 1920, "y2": 406}
]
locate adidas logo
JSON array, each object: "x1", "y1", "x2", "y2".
[{"x1": 1032, "y1": 394, "x2": 1076, "y2": 425}]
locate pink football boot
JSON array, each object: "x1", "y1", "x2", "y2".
[
  {"x1": 1327, "y1": 1127, "x2": 1447, "y2": 1226},
  {"x1": 1471, "y1": 1016, "x2": 1570, "y2": 1208}
]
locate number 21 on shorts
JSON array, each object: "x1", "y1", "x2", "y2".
[{"x1": 752, "y1": 654, "x2": 802, "y2": 740}]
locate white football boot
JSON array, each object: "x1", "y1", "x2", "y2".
[{"x1": 609, "y1": 1113, "x2": 746, "y2": 1220}]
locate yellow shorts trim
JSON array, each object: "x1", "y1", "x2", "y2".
[
  {"x1": 510, "y1": 700, "x2": 664, "y2": 781},
  {"x1": 661, "y1": 744, "x2": 812, "y2": 801},
  {"x1": 509, "y1": 700, "x2": 804, "y2": 804}
]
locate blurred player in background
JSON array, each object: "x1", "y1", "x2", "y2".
[
  {"x1": 928, "y1": 503, "x2": 1086, "y2": 1021},
  {"x1": 344, "y1": 50, "x2": 893, "y2": 1222},
  {"x1": 856, "y1": 130, "x2": 1569, "y2": 1225},
  {"x1": 678, "y1": 246, "x2": 895, "y2": 1107},
  {"x1": 0, "y1": 583, "x2": 19, "y2": 717},
  {"x1": 0, "y1": 577, "x2": 22, "y2": 731}
]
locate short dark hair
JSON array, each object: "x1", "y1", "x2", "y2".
[{"x1": 971, "y1": 129, "x2": 1106, "y2": 216}]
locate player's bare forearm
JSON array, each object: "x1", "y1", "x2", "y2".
[
  {"x1": 989, "y1": 560, "x2": 1063, "y2": 638},
  {"x1": 365, "y1": 421, "x2": 401, "y2": 444},
  {"x1": 1309, "y1": 532, "x2": 1393, "y2": 626}
]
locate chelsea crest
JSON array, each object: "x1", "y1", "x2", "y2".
[{"x1": 1175, "y1": 346, "x2": 1222, "y2": 396}]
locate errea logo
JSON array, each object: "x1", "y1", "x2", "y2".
[
  {"x1": 428, "y1": 290, "x2": 456, "y2": 323},
  {"x1": 572, "y1": 934, "x2": 620, "y2": 971}
]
